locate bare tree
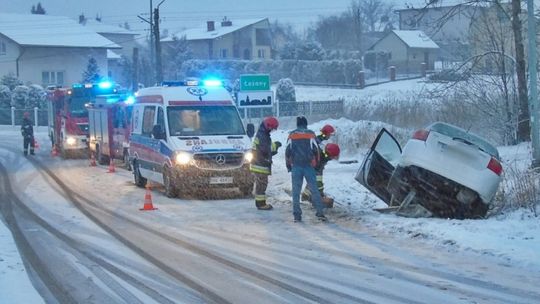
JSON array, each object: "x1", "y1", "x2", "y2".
[{"x1": 350, "y1": 0, "x2": 395, "y2": 33}]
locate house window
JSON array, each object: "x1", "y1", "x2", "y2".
[
  {"x1": 220, "y1": 49, "x2": 228, "y2": 58},
  {"x1": 255, "y1": 29, "x2": 271, "y2": 46},
  {"x1": 0, "y1": 41, "x2": 6, "y2": 55},
  {"x1": 412, "y1": 53, "x2": 417, "y2": 59},
  {"x1": 42, "y1": 71, "x2": 64, "y2": 85},
  {"x1": 257, "y1": 49, "x2": 266, "y2": 59}
]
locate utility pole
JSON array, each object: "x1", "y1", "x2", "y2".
[
  {"x1": 154, "y1": 0, "x2": 166, "y2": 84},
  {"x1": 528, "y1": 0, "x2": 540, "y2": 167},
  {"x1": 132, "y1": 47, "x2": 139, "y2": 91},
  {"x1": 137, "y1": 0, "x2": 154, "y2": 82}
]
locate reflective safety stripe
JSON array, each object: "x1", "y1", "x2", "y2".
[
  {"x1": 255, "y1": 194, "x2": 266, "y2": 201},
  {"x1": 316, "y1": 175, "x2": 323, "y2": 182},
  {"x1": 303, "y1": 188, "x2": 311, "y2": 195},
  {"x1": 250, "y1": 164, "x2": 270, "y2": 174},
  {"x1": 252, "y1": 137, "x2": 260, "y2": 149},
  {"x1": 271, "y1": 142, "x2": 278, "y2": 152}
]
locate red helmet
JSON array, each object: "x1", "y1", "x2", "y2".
[
  {"x1": 321, "y1": 124, "x2": 335, "y2": 137},
  {"x1": 23, "y1": 112, "x2": 30, "y2": 118},
  {"x1": 263, "y1": 116, "x2": 279, "y2": 130},
  {"x1": 325, "y1": 143, "x2": 340, "y2": 158}
]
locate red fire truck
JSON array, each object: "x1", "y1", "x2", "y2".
[
  {"x1": 87, "y1": 94, "x2": 134, "y2": 168},
  {"x1": 47, "y1": 82, "x2": 117, "y2": 158}
]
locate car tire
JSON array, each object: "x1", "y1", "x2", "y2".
[
  {"x1": 239, "y1": 183, "x2": 254, "y2": 197},
  {"x1": 96, "y1": 146, "x2": 106, "y2": 165},
  {"x1": 123, "y1": 150, "x2": 132, "y2": 171},
  {"x1": 163, "y1": 167, "x2": 179, "y2": 198},
  {"x1": 133, "y1": 160, "x2": 147, "y2": 188}
]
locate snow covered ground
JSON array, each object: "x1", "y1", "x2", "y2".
[{"x1": 1, "y1": 79, "x2": 539, "y2": 302}]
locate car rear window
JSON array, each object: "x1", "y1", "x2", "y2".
[{"x1": 429, "y1": 122, "x2": 500, "y2": 159}]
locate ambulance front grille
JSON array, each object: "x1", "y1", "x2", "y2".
[{"x1": 193, "y1": 153, "x2": 244, "y2": 170}]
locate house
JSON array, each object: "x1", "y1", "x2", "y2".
[
  {"x1": 0, "y1": 13, "x2": 119, "y2": 87},
  {"x1": 369, "y1": 30, "x2": 440, "y2": 72},
  {"x1": 395, "y1": 4, "x2": 490, "y2": 61},
  {"x1": 162, "y1": 17, "x2": 272, "y2": 60}
]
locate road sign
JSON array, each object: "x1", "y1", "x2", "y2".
[
  {"x1": 240, "y1": 74, "x2": 270, "y2": 91},
  {"x1": 237, "y1": 91, "x2": 273, "y2": 108}
]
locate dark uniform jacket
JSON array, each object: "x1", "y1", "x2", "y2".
[
  {"x1": 21, "y1": 118, "x2": 34, "y2": 138},
  {"x1": 250, "y1": 122, "x2": 278, "y2": 175}
]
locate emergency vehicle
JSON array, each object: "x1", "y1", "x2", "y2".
[
  {"x1": 129, "y1": 80, "x2": 255, "y2": 197},
  {"x1": 47, "y1": 82, "x2": 117, "y2": 158},
  {"x1": 87, "y1": 94, "x2": 134, "y2": 167}
]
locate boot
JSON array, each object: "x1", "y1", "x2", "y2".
[
  {"x1": 322, "y1": 196, "x2": 334, "y2": 208},
  {"x1": 256, "y1": 200, "x2": 273, "y2": 210}
]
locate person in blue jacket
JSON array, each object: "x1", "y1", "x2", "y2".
[{"x1": 285, "y1": 116, "x2": 326, "y2": 222}]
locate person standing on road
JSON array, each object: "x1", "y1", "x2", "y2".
[
  {"x1": 285, "y1": 116, "x2": 326, "y2": 222},
  {"x1": 21, "y1": 112, "x2": 35, "y2": 156},
  {"x1": 250, "y1": 116, "x2": 281, "y2": 210}
]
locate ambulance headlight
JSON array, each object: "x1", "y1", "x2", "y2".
[
  {"x1": 66, "y1": 136, "x2": 76, "y2": 146},
  {"x1": 175, "y1": 152, "x2": 192, "y2": 165},
  {"x1": 244, "y1": 151, "x2": 254, "y2": 163}
]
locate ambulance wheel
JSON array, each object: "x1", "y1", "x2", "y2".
[
  {"x1": 133, "y1": 160, "x2": 147, "y2": 188},
  {"x1": 163, "y1": 167, "x2": 179, "y2": 198},
  {"x1": 96, "y1": 146, "x2": 107, "y2": 165}
]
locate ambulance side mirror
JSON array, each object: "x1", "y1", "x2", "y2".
[
  {"x1": 152, "y1": 124, "x2": 166, "y2": 140},
  {"x1": 246, "y1": 123, "x2": 255, "y2": 138}
]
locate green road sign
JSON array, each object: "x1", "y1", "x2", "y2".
[{"x1": 240, "y1": 74, "x2": 270, "y2": 91}]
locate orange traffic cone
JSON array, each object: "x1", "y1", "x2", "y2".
[
  {"x1": 107, "y1": 159, "x2": 116, "y2": 173},
  {"x1": 140, "y1": 182, "x2": 157, "y2": 211},
  {"x1": 51, "y1": 145, "x2": 59, "y2": 157},
  {"x1": 89, "y1": 153, "x2": 97, "y2": 167}
]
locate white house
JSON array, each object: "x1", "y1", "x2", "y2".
[
  {"x1": 0, "y1": 13, "x2": 120, "y2": 87},
  {"x1": 369, "y1": 30, "x2": 440, "y2": 72},
  {"x1": 162, "y1": 17, "x2": 272, "y2": 60}
]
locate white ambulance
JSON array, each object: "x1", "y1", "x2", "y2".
[{"x1": 129, "y1": 80, "x2": 255, "y2": 197}]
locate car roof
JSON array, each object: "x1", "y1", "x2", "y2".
[{"x1": 428, "y1": 122, "x2": 499, "y2": 159}]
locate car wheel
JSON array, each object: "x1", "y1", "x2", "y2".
[
  {"x1": 123, "y1": 150, "x2": 132, "y2": 171},
  {"x1": 163, "y1": 167, "x2": 178, "y2": 198},
  {"x1": 133, "y1": 160, "x2": 147, "y2": 188},
  {"x1": 96, "y1": 145, "x2": 108, "y2": 165},
  {"x1": 239, "y1": 183, "x2": 253, "y2": 197}
]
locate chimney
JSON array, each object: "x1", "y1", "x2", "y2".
[
  {"x1": 207, "y1": 21, "x2": 215, "y2": 32},
  {"x1": 221, "y1": 16, "x2": 232, "y2": 27}
]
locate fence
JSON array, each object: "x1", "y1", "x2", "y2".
[
  {"x1": 238, "y1": 100, "x2": 344, "y2": 121},
  {"x1": 0, "y1": 107, "x2": 48, "y2": 126}
]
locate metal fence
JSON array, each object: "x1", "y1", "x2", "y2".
[
  {"x1": 0, "y1": 107, "x2": 48, "y2": 126},
  {"x1": 238, "y1": 100, "x2": 344, "y2": 120}
]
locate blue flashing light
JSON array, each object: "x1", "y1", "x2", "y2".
[
  {"x1": 202, "y1": 79, "x2": 222, "y2": 87},
  {"x1": 98, "y1": 81, "x2": 113, "y2": 89},
  {"x1": 125, "y1": 96, "x2": 135, "y2": 105},
  {"x1": 72, "y1": 83, "x2": 83, "y2": 88}
]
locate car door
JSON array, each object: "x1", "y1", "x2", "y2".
[{"x1": 355, "y1": 128, "x2": 402, "y2": 205}]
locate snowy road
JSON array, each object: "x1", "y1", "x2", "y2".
[{"x1": 1, "y1": 128, "x2": 540, "y2": 303}]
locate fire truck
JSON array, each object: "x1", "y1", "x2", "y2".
[
  {"x1": 87, "y1": 94, "x2": 134, "y2": 168},
  {"x1": 47, "y1": 82, "x2": 117, "y2": 158}
]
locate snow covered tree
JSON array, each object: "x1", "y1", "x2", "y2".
[
  {"x1": 11, "y1": 85, "x2": 30, "y2": 109},
  {"x1": 31, "y1": 2, "x2": 46, "y2": 14},
  {"x1": 82, "y1": 57, "x2": 101, "y2": 83},
  {"x1": 28, "y1": 84, "x2": 47, "y2": 108},
  {"x1": 276, "y1": 78, "x2": 296, "y2": 101},
  {"x1": 163, "y1": 36, "x2": 193, "y2": 80},
  {"x1": 0, "y1": 85, "x2": 11, "y2": 108},
  {"x1": 1, "y1": 73, "x2": 23, "y2": 90}
]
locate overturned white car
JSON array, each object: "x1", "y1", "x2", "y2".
[{"x1": 356, "y1": 122, "x2": 503, "y2": 219}]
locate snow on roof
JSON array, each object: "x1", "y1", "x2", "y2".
[
  {"x1": 162, "y1": 18, "x2": 267, "y2": 42},
  {"x1": 107, "y1": 49, "x2": 121, "y2": 59},
  {"x1": 0, "y1": 13, "x2": 120, "y2": 48},
  {"x1": 392, "y1": 30, "x2": 439, "y2": 49},
  {"x1": 81, "y1": 19, "x2": 138, "y2": 35}
]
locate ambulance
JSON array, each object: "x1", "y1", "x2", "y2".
[
  {"x1": 129, "y1": 80, "x2": 255, "y2": 197},
  {"x1": 87, "y1": 94, "x2": 134, "y2": 167}
]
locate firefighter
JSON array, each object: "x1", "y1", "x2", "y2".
[
  {"x1": 317, "y1": 124, "x2": 336, "y2": 144},
  {"x1": 250, "y1": 116, "x2": 281, "y2": 210},
  {"x1": 21, "y1": 112, "x2": 35, "y2": 156},
  {"x1": 286, "y1": 116, "x2": 326, "y2": 222},
  {"x1": 302, "y1": 143, "x2": 341, "y2": 208}
]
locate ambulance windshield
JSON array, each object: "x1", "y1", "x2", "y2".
[{"x1": 167, "y1": 106, "x2": 245, "y2": 136}]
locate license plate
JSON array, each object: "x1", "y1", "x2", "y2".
[{"x1": 210, "y1": 176, "x2": 233, "y2": 184}]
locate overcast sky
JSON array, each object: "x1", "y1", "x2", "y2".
[{"x1": 0, "y1": 0, "x2": 432, "y2": 34}]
